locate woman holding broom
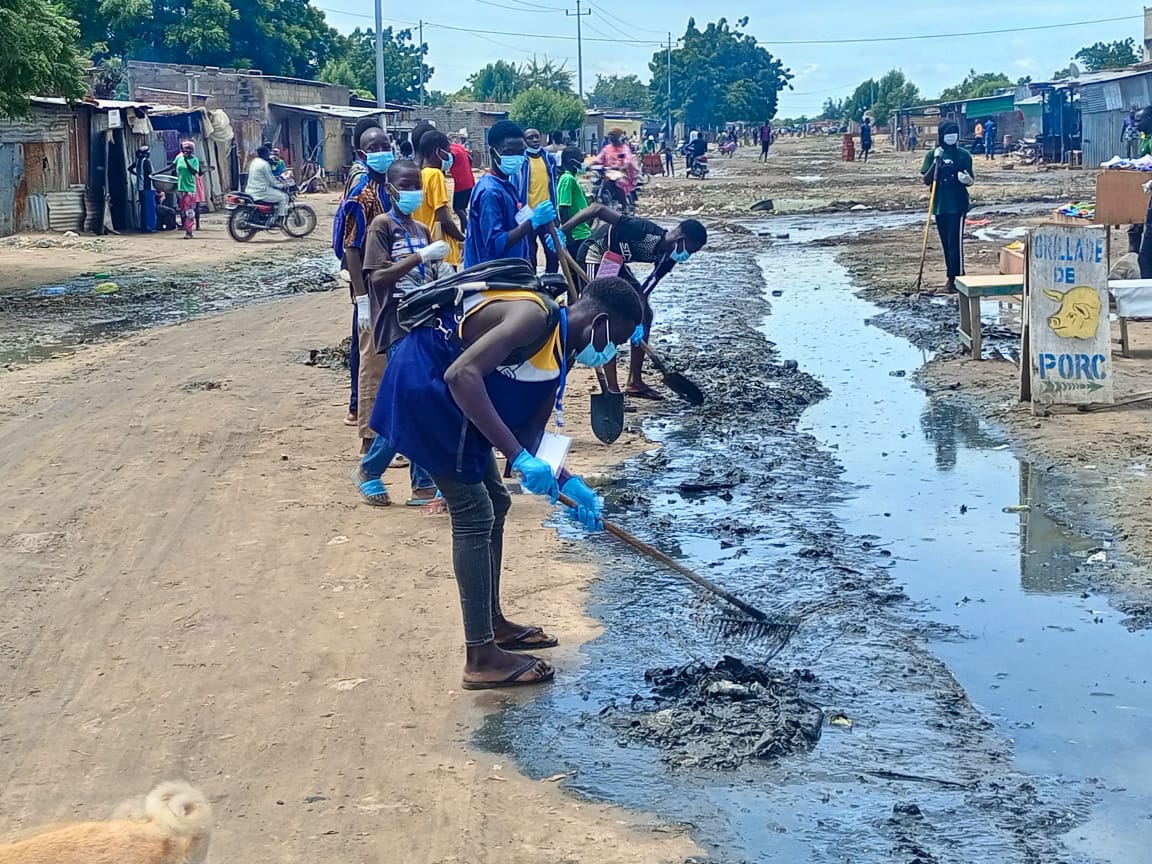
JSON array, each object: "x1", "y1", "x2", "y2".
[{"x1": 920, "y1": 120, "x2": 974, "y2": 293}]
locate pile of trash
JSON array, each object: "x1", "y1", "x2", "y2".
[
  {"x1": 601, "y1": 656, "x2": 824, "y2": 769},
  {"x1": 1101, "y1": 154, "x2": 1152, "y2": 171}
]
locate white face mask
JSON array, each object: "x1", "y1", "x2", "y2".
[{"x1": 943, "y1": 133, "x2": 959, "y2": 146}]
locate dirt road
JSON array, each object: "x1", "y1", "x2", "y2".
[{"x1": 0, "y1": 295, "x2": 696, "y2": 862}]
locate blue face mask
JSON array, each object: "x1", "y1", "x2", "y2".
[
  {"x1": 670, "y1": 241, "x2": 691, "y2": 264},
  {"x1": 525, "y1": 146, "x2": 541, "y2": 155},
  {"x1": 366, "y1": 150, "x2": 395, "y2": 173},
  {"x1": 497, "y1": 154, "x2": 526, "y2": 176},
  {"x1": 442, "y1": 152, "x2": 454, "y2": 171},
  {"x1": 574, "y1": 320, "x2": 617, "y2": 368},
  {"x1": 395, "y1": 189, "x2": 424, "y2": 214}
]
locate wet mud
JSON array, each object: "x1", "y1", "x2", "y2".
[
  {"x1": 477, "y1": 232, "x2": 1115, "y2": 863},
  {"x1": 0, "y1": 251, "x2": 339, "y2": 366}
]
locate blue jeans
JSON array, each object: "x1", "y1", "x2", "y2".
[{"x1": 360, "y1": 341, "x2": 434, "y2": 492}]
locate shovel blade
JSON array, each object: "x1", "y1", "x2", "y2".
[
  {"x1": 590, "y1": 391, "x2": 625, "y2": 443},
  {"x1": 663, "y1": 371, "x2": 706, "y2": 406}
]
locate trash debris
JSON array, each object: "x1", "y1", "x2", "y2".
[
  {"x1": 327, "y1": 535, "x2": 350, "y2": 545},
  {"x1": 1002, "y1": 504, "x2": 1031, "y2": 513}
]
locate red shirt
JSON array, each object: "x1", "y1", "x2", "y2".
[{"x1": 449, "y1": 143, "x2": 475, "y2": 192}]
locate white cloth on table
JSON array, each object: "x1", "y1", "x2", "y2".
[{"x1": 1109, "y1": 279, "x2": 1152, "y2": 317}]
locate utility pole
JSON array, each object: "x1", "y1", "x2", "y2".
[
  {"x1": 566, "y1": 0, "x2": 590, "y2": 101},
  {"x1": 418, "y1": 19, "x2": 425, "y2": 109},
  {"x1": 666, "y1": 33, "x2": 673, "y2": 141},
  {"x1": 374, "y1": 0, "x2": 386, "y2": 109}
]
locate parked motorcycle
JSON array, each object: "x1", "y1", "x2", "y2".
[
  {"x1": 588, "y1": 165, "x2": 635, "y2": 215},
  {"x1": 224, "y1": 183, "x2": 317, "y2": 242},
  {"x1": 687, "y1": 153, "x2": 710, "y2": 180}
]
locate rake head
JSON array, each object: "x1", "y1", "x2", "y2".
[{"x1": 704, "y1": 613, "x2": 799, "y2": 661}]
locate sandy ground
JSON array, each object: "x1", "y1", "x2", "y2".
[
  {"x1": 0, "y1": 294, "x2": 697, "y2": 862},
  {"x1": 0, "y1": 195, "x2": 342, "y2": 293}
]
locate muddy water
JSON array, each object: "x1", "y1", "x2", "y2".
[{"x1": 481, "y1": 217, "x2": 1152, "y2": 862}]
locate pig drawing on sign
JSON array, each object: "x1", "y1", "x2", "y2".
[{"x1": 1043, "y1": 286, "x2": 1102, "y2": 340}]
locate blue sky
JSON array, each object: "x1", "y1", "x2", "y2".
[{"x1": 314, "y1": 0, "x2": 1144, "y2": 117}]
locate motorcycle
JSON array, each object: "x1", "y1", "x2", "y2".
[
  {"x1": 687, "y1": 153, "x2": 710, "y2": 180},
  {"x1": 225, "y1": 182, "x2": 317, "y2": 242},
  {"x1": 588, "y1": 165, "x2": 636, "y2": 215}
]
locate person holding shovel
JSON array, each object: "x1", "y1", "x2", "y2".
[
  {"x1": 560, "y1": 204, "x2": 707, "y2": 400},
  {"x1": 920, "y1": 120, "x2": 973, "y2": 293},
  {"x1": 371, "y1": 274, "x2": 643, "y2": 689}
]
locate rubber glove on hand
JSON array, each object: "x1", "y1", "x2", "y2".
[
  {"x1": 957, "y1": 170, "x2": 973, "y2": 186},
  {"x1": 544, "y1": 228, "x2": 565, "y2": 253},
  {"x1": 629, "y1": 323, "x2": 646, "y2": 346},
  {"x1": 933, "y1": 146, "x2": 944, "y2": 158},
  {"x1": 561, "y1": 476, "x2": 603, "y2": 532},
  {"x1": 355, "y1": 295, "x2": 371, "y2": 332},
  {"x1": 512, "y1": 450, "x2": 558, "y2": 501},
  {"x1": 530, "y1": 200, "x2": 557, "y2": 228},
  {"x1": 1143, "y1": 178, "x2": 1152, "y2": 195},
  {"x1": 419, "y1": 240, "x2": 450, "y2": 262}
]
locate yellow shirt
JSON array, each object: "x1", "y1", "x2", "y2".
[
  {"x1": 414, "y1": 166, "x2": 462, "y2": 267},
  {"x1": 527, "y1": 154, "x2": 551, "y2": 208}
]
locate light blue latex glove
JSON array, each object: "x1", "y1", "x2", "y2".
[
  {"x1": 561, "y1": 476, "x2": 603, "y2": 532},
  {"x1": 629, "y1": 323, "x2": 645, "y2": 346},
  {"x1": 544, "y1": 227, "x2": 566, "y2": 253},
  {"x1": 513, "y1": 450, "x2": 558, "y2": 501},
  {"x1": 530, "y1": 200, "x2": 557, "y2": 228}
]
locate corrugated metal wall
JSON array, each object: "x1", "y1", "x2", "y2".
[
  {"x1": 1082, "y1": 108, "x2": 1126, "y2": 167},
  {"x1": 1083, "y1": 73, "x2": 1152, "y2": 167}
]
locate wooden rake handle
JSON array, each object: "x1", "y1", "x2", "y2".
[{"x1": 556, "y1": 491, "x2": 769, "y2": 622}]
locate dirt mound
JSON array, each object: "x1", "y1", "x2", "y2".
[{"x1": 603, "y1": 656, "x2": 824, "y2": 769}]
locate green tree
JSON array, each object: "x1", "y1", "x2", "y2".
[
  {"x1": 844, "y1": 69, "x2": 919, "y2": 124},
  {"x1": 588, "y1": 73, "x2": 651, "y2": 110},
  {"x1": 938, "y1": 69, "x2": 1012, "y2": 102},
  {"x1": 1016, "y1": 75, "x2": 1032, "y2": 86},
  {"x1": 1074, "y1": 38, "x2": 1139, "y2": 72},
  {"x1": 819, "y1": 96, "x2": 846, "y2": 121},
  {"x1": 319, "y1": 27, "x2": 430, "y2": 103},
  {"x1": 0, "y1": 0, "x2": 86, "y2": 117},
  {"x1": 509, "y1": 87, "x2": 585, "y2": 133},
  {"x1": 523, "y1": 56, "x2": 574, "y2": 93},
  {"x1": 425, "y1": 89, "x2": 449, "y2": 107},
  {"x1": 648, "y1": 17, "x2": 792, "y2": 129},
  {"x1": 463, "y1": 60, "x2": 528, "y2": 102}
]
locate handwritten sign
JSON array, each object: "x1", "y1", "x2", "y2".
[{"x1": 1027, "y1": 224, "x2": 1113, "y2": 405}]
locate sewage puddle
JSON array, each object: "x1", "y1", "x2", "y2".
[{"x1": 479, "y1": 215, "x2": 1151, "y2": 863}]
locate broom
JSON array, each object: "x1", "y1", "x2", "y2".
[{"x1": 913, "y1": 154, "x2": 940, "y2": 293}]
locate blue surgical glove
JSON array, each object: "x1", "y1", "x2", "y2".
[
  {"x1": 530, "y1": 200, "x2": 557, "y2": 228},
  {"x1": 512, "y1": 450, "x2": 558, "y2": 501},
  {"x1": 629, "y1": 323, "x2": 645, "y2": 346},
  {"x1": 544, "y1": 228, "x2": 566, "y2": 253},
  {"x1": 561, "y1": 476, "x2": 603, "y2": 531}
]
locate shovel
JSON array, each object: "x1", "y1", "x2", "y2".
[
  {"x1": 638, "y1": 340, "x2": 705, "y2": 405},
  {"x1": 551, "y1": 226, "x2": 625, "y2": 443}
]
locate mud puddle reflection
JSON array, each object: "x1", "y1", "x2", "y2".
[{"x1": 477, "y1": 223, "x2": 1124, "y2": 862}]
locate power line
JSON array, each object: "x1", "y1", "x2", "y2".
[
  {"x1": 587, "y1": 2, "x2": 665, "y2": 36},
  {"x1": 472, "y1": 0, "x2": 562, "y2": 14}
]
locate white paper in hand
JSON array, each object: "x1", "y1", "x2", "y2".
[{"x1": 535, "y1": 431, "x2": 572, "y2": 478}]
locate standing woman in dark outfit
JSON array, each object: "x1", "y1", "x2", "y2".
[
  {"x1": 128, "y1": 147, "x2": 156, "y2": 232},
  {"x1": 920, "y1": 120, "x2": 974, "y2": 293}
]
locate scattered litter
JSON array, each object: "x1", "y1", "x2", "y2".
[
  {"x1": 94, "y1": 281, "x2": 119, "y2": 295},
  {"x1": 827, "y1": 712, "x2": 854, "y2": 729},
  {"x1": 541, "y1": 771, "x2": 576, "y2": 783},
  {"x1": 1086, "y1": 550, "x2": 1108, "y2": 564},
  {"x1": 327, "y1": 535, "x2": 350, "y2": 545},
  {"x1": 329, "y1": 677, "x2": 368, "y2": 691},
  {"x1": 1002, "y1": 504, "x2": 1031, "y2": 513},
  {"x1": 889, "y1": 370, "x2": 906, "y2": 377}
]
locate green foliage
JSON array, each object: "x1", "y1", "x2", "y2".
[
  {"x1": 1074, "y1": 38, "x2": 1139, "y2": 72},
  {"x1": 938, "y1": 69, "x2": 1012, "y2": 102},
  {"x1": 523, "y1": 56, "x2": 573, "y2": 93},
  {"x1": 819, "y1": 97, "x2": 845, "y2": 121},
  {"x1": 461, "y1": 57, "x2": 572, "y2": 103},
  {"x1": 509, "y1": 87, "x2": 585, "y2": 133},
  {"x1": 588, "y1": 74, "x2": 651, "y2": 110},
  {"x1": 843, "y1": 69, "x2": 920, "y2": 124},
  {"x1": 0, "y1": 0, "x2": 86, "y2": 117},
  {"x1": 1017, "y1": 75, "x2": 1032, "y2": 86},
  {"x1": 318, "y1": 27, "x2": 430, "y2": 103},
  {"x1": 91, "y1": 55, "x2": 129, "y2": 100},
  {"x1": 60, "y1": 0, "x2": 343, "y2": 79},
  {"x1": 648, "y1": 17, "x2": 792, "y2": 129},
  {"x1": 424, "y1": 89, "x2": 449, "y2": 107}
]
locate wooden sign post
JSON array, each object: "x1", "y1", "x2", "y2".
[{"x1": 1026, "y1": 223, "x2": 1113, "y2": 409}]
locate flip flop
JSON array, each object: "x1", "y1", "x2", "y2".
[
  {"x1": 461, "y1": 658, "x2": 555, "y2": 691},
  {"x1": 497, "y1": 626, "x2": 559, "y2": 651},
  {"x1": 390, "y1": 454, "x2": 409, "y2": 469},
  {"x1": 625, "y1": 386, "x2": 665, "y2": 401},
  {"x1": 351, "y1": 466, "x2": 391, "y2": 506},
  {"x1": 406, "y1": 494, "x2": 437, "y2": 507}
]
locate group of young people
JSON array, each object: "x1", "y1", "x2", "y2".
[{"x1": 331, "y1": 117, "x2": 707, "y2": 690}]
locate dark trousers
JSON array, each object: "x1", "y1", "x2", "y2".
[
  {"x1": 1139, "y1": 202, "x2": 1152, "y2": 278},
  {"x1": 936, "y1": 211, "x2": 966, "y2": 279},
  {"x1": 140, "y1": 191, "x2": 156, "y2": 232},
  {"x1": 433, "y1": 453, "x2": 512, "y2": 646},
  {"x1": 529, "y1": 230, "x2": 559, "y2": 273},
  {"x1": 349, "y1": 304, "x2": 359, "y2": 414}
]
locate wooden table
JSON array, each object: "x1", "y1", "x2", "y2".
[{"x1": 956, "y1": 274, "x2": 1025, "y2": 358}]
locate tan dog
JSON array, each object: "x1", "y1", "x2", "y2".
[{"x1": 0, "y1": 781, "x2": 211, "y2": 864}]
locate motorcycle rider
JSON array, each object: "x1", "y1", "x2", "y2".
[
  {"x1": 245, "y1": 143, "x2": 289, "y2": 223},
  {"x1": 592, "y1": 127, "x2": 639, "y2": 209},
  {"x1": 688, "y1": 132, "x2": 708, "y2": 175}
]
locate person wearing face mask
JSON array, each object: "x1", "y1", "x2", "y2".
[
  {"x1": 464, "y1": 120, "x2": 554, "y2": 267},
  {"x1": 353, "y1": 159, "x2": 450, "y2": 506},
  {"x1": 413, "y1": 130, "x2": 466, "y2": 272},
  {"x1": 165, "y1": 140, "x2": 203, "y2": 239},
  {"x1": 372, "y1": 272, "x2": 643, "y2": 690},
  {"x1": 448, "y1": 134, "x2": 476, "y2": 225},
  {"x1": 921, "y1": 120, "x2": 974, "y2": 293},
  {"x1": 561, "y1": 204, "x2": 707, "y2": 400},
  {"x1": 517, "y1": 128, "x2": 561, "y2": 273},
  {"x1": 592, "y1": 127, "x2": 639, "y2": 209},
  {"x1": 556, "y1": 146, "x2": 592, "y2": 259},
  {"x1": 334, "y1": 123, "x2": 397, "y2": 446}
]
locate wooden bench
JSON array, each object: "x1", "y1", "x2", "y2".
[{"x1": 956, "y1": 274, "x2": 1025, "y2": 358}]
